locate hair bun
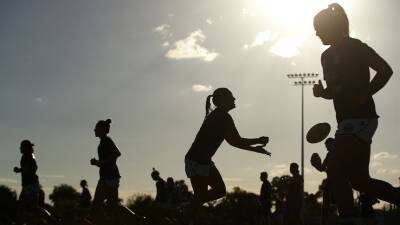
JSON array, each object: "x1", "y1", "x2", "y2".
[{"x1": 105, "y1": 119, "x2": 112, "y2": 124}]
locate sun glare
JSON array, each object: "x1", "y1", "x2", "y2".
[{"x1": 252, "y1": 0, "x2": 329, "y2": 33}]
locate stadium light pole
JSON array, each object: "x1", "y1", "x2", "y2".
[{"x1": 286, "y1": 73, "x2": 319, "y2": 186}]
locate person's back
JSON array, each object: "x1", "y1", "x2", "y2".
[
  {"x1": 284, "y1": 163, "x2": 303, "y2": 225},
  {"x1": 259, "y1": 172, "x2": 272, "y2": 214}
]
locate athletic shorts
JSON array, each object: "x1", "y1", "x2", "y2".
[
  {"x1": 97, "y1": 178, "x2": 120, "y2": 189},
  {"x1": 335, "y1": 118, "x2": 378, "y2": 144},
  {"x1": 185, "y1": 158, "x2": 215, "y2": 178}
]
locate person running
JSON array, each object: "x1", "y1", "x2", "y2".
[
  {"x1": 313, "y1": 3, "x2": 398, "y2": 224},
  {"x1": 184, "y1": 87, "x2": 270, "y2": 223},
  {"x1": 151, "y1": 168, "x2": 168, "y2": 204},
  {"x1": 90, "y1": 119, "x2": 121, "y2": 225},
  {"x1": 260, "y1": 171, "x2": 272, "y2": 225},
  {"x1": 13, "y1": 140, "x2": 52, "y2": 224},
  {"x1": 283, "y1": 163, "x2": 303, "y2": 225}
]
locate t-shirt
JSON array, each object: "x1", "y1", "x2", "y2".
[
  {"x1": 98, "y1": 136, "x2": 121, "y2": 180},
  {"x1": 185, "y1": 108, "x2": 237, "y2": 164},
  {"x1": 321, "y1": 37, "x2": 378, "y2": 122},
  {"x1": 20, "y1": 153, "x2": 39, "y2": 187}
]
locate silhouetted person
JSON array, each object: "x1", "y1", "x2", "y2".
[
  {"x1": 90, "y1": 119, "x2": 121, "y2": 225},
  {"x1": 311, "y1": 138, "x2": 342, "y2": 225},
  {"x1": 260, "y1": 171, "x2": 272, "y2": 224},
  {"x1": 13, "y1": 140, "x2": 52, "y2": 224},
  {"x1": 80, "y1": 180, "x2": 92, "y2": 212},
  {"x1": 166, "y1": 177, "x2": 177, "y2": 205},
  {"x1": 313, "y1": 3, "x2": 398, "y2": 224},
  {"x1": 284, "y1": 163, "x2": 303, "y2": 225},
  {"x1": 151, "y1": 168, "x2": 167, "y2": 204},
  {"x1": 184, "y1": 87, "x2": 270, "y2": 223}
]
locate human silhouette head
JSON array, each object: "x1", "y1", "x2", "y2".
[
  {"x1": 206, "y1": 88, "x2": 236, "y2": 116},
  {"x1": 314, "y1": 3, "x2": 349, "y2": 45},
  {"x1": 20, "y1": 140, "x2": 34, "y2": 154},
  {"x1": 260, "y1": 171, "x2": 268, "y2": 182},
  {"x1": 151, "y1": 168, "x2": 160, "y2": 181},
  {"x1": 290, "y1": 163, "x2": 299, "y2": 176},
  {"x1": 80, "y1": 179, "x2": 88, "y2": 188},
  {"x1": 167, "y1": 177, "x2": 174, "y2": 187},
  {"x1": 324, "y1": 137, "x2": 336, "y2": 152},
  {"x1": 94, "y1": 118, "x2": 112, "y2": 138}
]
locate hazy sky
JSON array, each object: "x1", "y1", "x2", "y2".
[{"x1": 1, "y1": 0, "x2": 399, "y2": 201}]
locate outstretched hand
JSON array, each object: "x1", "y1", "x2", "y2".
[
  {"x1": 313, "y1": 80, "x2": 324, "y2": 97},
  {"x1": 254, "y1": 146, "x2": 271, "y2": 156},
  {"x1": 258, "y1": 136, "x2": 269, "y2": 146},
  {"x1": 310, "y1": 153, "x2": 322, "y2": 171},
  {"x1": 13, "y1": 167, "x2": 21, "y2": 173},
  {"x1": 90, "y1": 158, "x2": 100, "y2": 167}
]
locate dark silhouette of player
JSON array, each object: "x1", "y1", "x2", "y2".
[
  {"x1": 90, "y1": 119, "x2": 121, "y2": 225},
  {"x1": 184, "y1": 87, "x2": 270, "y2": 223},
  {"x1": 166, "y1": 177, "x2": 177, "y2": 206},
  {"x1": 260, "y1": 171, "x2": 272, "y2": 225},
  {"x1": 151, "y1": 168, "x2": 168, "y2": 204},
  {"x1": 359, "y1": 192, "x2": 379, "y2": 225},
  {"x1": 313, "y1": 3, "x2": 398, "y2": 224},
  {"x1": 311, "y1": 138, "x2": 343, "y2": 225},
  {"x1": 13, "y1": 140, "x2": 52, "y2": 224},
  {"x1": 283, "y1": 163, "x2": 303, "y2": 225},
  {"x1": 80, "y1": 179, "x2": 92, "y2": 213}
]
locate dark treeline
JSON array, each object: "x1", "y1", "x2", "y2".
[{"x1": 1, "y1": 175, "x2": 400, "y2": 225}]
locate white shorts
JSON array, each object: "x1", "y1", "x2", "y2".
[
  {"x1": 185, "y1": 158, "x2": 215, "y2": 178},
  {"x1": 335, "y1": 118, "x2": 378, "y2": 144}
]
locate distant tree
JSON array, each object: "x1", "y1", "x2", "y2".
[
  {"x1": 0, "y1": 185, "x2": 18, "y2": 225},
  {"x1": 271, "y1": 175, "x2": 291, "y2": 207},
  {"x1": 49, "y1": 184, "x2": 80, "y2": 223},
  {"x1": 212, "y1": 187, "x2": 263, "y2": 225}
]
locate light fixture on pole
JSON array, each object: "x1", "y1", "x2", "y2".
[{"x1": 286, "y1": 72, "x2": 319, "y2": 188}]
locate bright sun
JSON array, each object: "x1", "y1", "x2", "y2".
[{"x1": 252, "y1": 0, "x2": 330, "y2": 33}]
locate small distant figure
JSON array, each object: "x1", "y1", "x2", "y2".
[
  {"x1": 80, "y1": 179, "x2": 92, "y2": 210},
  {"x1": 13, "y1": 140, "x2": 52, "y2": 224},
  {"x1": 260, "y1": 171, "x2": 272, "y2": 224},
  {"x1": 151, "y1": 168, "x2": 167, "y2": 204},
  {"x1": 283, "y1": 163, "x2": 304, "y2": 225},
  {"x1": 184, "y1": 88, "x2": 270, "y2": 224},
  {"x1": 90, "y1": 119, "x2": 122, "y2": 224},
  {"x1": 166, "y1": 177, "x2": 177, "y2": 206}
]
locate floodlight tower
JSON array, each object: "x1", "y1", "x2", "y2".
[{"x1": 286, "y1": 73, "x2": 319, "y2": 185}]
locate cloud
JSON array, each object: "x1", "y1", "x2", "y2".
[
  {"x1": 0, "y1": 178, "x2": 19, "y2": 184},
  {"x1": 206, "y1": 18, "x2": 213, "y2": 25},
  {"x1": 270, "y1": 164, "x2": 289, "y2": 177},
  {"x1": 269, "y1": 37, "x2": 302, "y2": 58},
  {"x1": 373, "y1": 152, "x2": 398, "y2": 160},
  {"x1": 41, "y1": 174, "x2": 66, "y2": 179},
  {"x1": 153, "y1": 24, "x2": 172, "y2": 39},
  {"x1": 224, "y1": 178, "x2": 243, "y2": 182},
  {"x1": 162, "y1": 41, "x2": 169, "y2": 47},
  {"x1": 376, "y1": 168, "x2": 400, "y2": 175},
  {"x1": 250, "y1": 31, "x2": 278, "y2": 48},
  {"x1": 166, "y1": 29, "x2": 218, "y2": 62},
  {"x1": 192, "y1": 84, "x2": 212, "y2": 92}
]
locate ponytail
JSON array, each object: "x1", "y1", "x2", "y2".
[
  {"x1": 328, "y1": 3, "x2": 349, "y2": 36},
  {"x1": 205, "y1": 95, "x2": 213, "y2": 117}
]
